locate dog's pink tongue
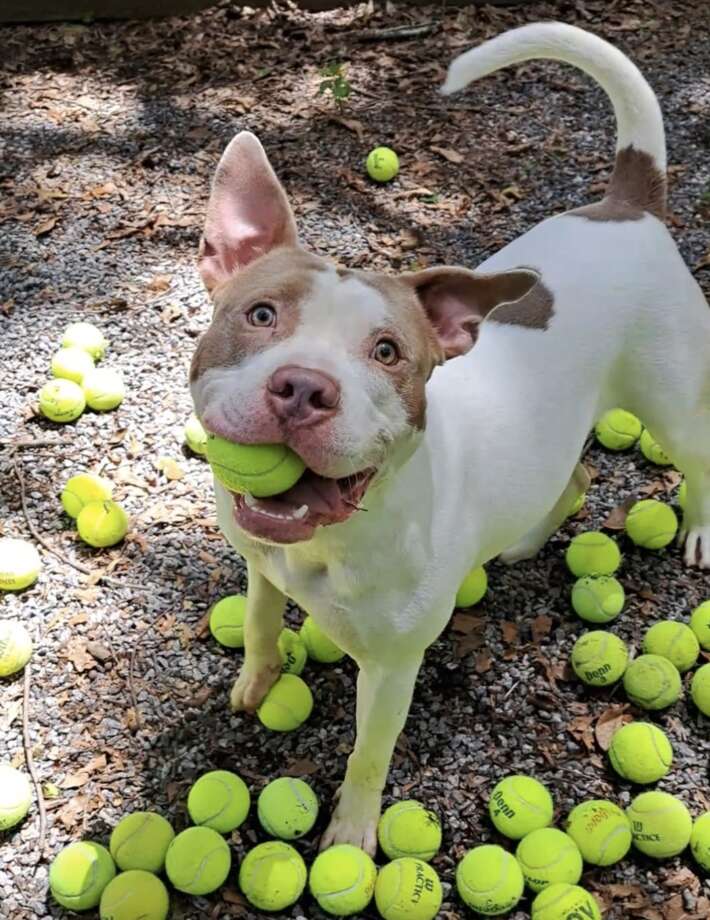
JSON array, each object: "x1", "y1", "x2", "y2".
[{"x1": 280, "y1": 473, "x2": 343, "y2": 515}]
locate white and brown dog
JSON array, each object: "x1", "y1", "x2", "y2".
[{"x1": 191, "y1": 23, "x2": 710, "y2": 852}]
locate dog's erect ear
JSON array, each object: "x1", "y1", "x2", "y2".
[
  {"x1": 199, "y1": 132, "x2": 298, "y2": 293},
  {"x1": 402, "y1": 267, "x2": 539, "y2": 358}
]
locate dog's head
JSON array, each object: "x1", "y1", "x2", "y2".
[{"x1": 191, "y1": 132, "x2": 537, "y2": 545}]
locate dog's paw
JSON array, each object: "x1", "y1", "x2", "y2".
[
  {"x1": 320, "y1": 787, "x2": 380, "y2": 856},
  {"x1": 230, "y1": 659, "x2": 281, "y2": 712},
  {"x1": 682, "y1": 525, "x2": 710, "y2": 568}
]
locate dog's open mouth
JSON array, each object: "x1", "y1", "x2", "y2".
[{"x1": 232, "y1": 468, "x2": 375, "y2": 544}]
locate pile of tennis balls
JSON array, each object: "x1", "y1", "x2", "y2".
[
  {"x1": 595, "y1": 408, "x2": 673, "y2": 466},
  {"x1": 59, "y1": 472, "x2": 129, "y2": 548}
]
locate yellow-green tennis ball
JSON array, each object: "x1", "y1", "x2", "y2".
[
  {"x1": 39, "y1": 378, "x2": 86, "y2": 423},
  {"x1": 374, "y1": 858, "x2": 442, "y2": 920},
  {"x1": 642, "y1": 620, "x2": 699, "y2": 672},
  {"x1": 184, "y1": 414, "x2": 208, "y2": 455},
  {"x1": 188, "y1": 769, "x2": 250, "y2": 833},
  {"x1": 455, "y1": 566, "x2": 488, "y2": 607},
  {"x1": 50, "y1": 841, "x2": 116, "y2": 910},
  {"x1": 608, "y1": 721, "x2": 673, "y2": 784},
  {"x1": 565, "y1": 800, "x2": 632, "y2": 866},
  {"x1": 278, "y1": 627, "x2": 307, "y2": 675},
  {"x1": 205, "y1": 434, "x2": 305, "y2": 498},
  {"x1": 567, "y1": 491, "x2": 586, "y2": 517},
  {"x1": 51, "y1": 346, "x2": 95, "y2": 383},
  {"x1": 61, "y1": 473, "x2": 114, "y2": 519},
  {"x1": 594, "y1": 409, "x2": 642, "y2": 450},
  {"x1": 625, "y1": 499, "x2": 678, "y2": 550},
  {"x1": 309, "y1": 844, "x2": 377, "y2": 916},
  {"x1": 639, "y1": 429, "x2": 672, "y2": 465},
  {"x1": 565, "y1": 531, "x2": 621, "y2": 577},
  {"x1": 489, "y1": 775, "x2": 554, "y2": 840},
  {"x1": 0, "y1": 538, "x2": 41, "y2": 592},
  {"x1": 690, "y1": 812, "x2": 710, "y2": 872},
  {"x1": 257, "y1": 673, "x2": 313, "y2": 731},
  {"x1": 0, "y1": 764, "x2": 32, "y2": 830},
  {"x1": 300, "y1": 616, "x2": 345, "y2": 663},
  {"x1": 691, "y1": 663, "x2": 710, "y2": 716},
  {"x1": 532, "y1": 883, "x2": 602, "y2": 920},
  {"x1": 63, "y1": 321, "x2": 108, "y2": 359},
  {"x1": 377, "y1": 801, "x2": 441, "y2": 861},
  {"x1": 110, "y1": 812, "x2": 175, "y2": 872},
  {"x1": 690, "y1": 601, "x2": 710, "y2": 651},
  {"x1": 515, "y1": 828, "x2": 583, "y2": 893},
  {"x1": 366, "y1": 147, "x2": 399, "y2": 183},
  {"x1": 0, "y1": 621, "x2": 33, "y2": 677},
  {"x1": 99, "y1": 869, "x2": 169, "y2": 920},
  {"x1": 209, "y1": 594, "x2": 246, "y2": 648},
  {"x1": 456, "y1": 844, "x2": 524, "y2": 916},
  {"x1": 77, "y1": 500, "x2": 129, "y2": 548},
  {"x1": 82, "y1": 368, "x2": 125, "y2": 411},
  {"x1": 239, "y1": 841, "x2": 307, "y2": 911},
  {"x1": 571, "y1": 575, "x2": 625, "y2": 623},
  {"x1": 626, "y1": 791, "x2": 692, "y2": 858},
  {"x1": 623, "y1": 654, "x2": 682, "y2": 710},
  {"x1": 257, "y1": 777, "x2": 318, "y2": 839},
  {"x1": 678, "y1": 480, "x2": 687, "y2": 510},
  {"x1": 570, "y1": 630, "x2": 628, "y2": 686},
  {"x1": 165, "y1": 826, "x2": 231, "y2": 894}
]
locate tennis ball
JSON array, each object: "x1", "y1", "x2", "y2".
[
  {"x1": 239, "y1": 840, "x2": 307, "y2": 911},
  {"x1": 278, "y1": 627, "x2": 307, "y2": 675},
  {"x1": 0, "y1": 538, "x2": 41, "y2": 592},
  {"x1": 0, "y1": 764, "x2": 32, "y2": 829},
  {"x1": 257, "y1": 777, "x2": 318, "y2": 839},
  {"x1": 110, "y1": 812, "x2": 175, "y2": 872},
  {"x1": 257, "y1": 673, "x2": 313, "y2": 730},
  {"x1": 51, "y1": 346, "x2": 95, "y2": 383},
  {"x1": 691, "y1": 663, "x2": 710, "y2": 716},
  {"x1": 532, "y1": 883, "x2": 602, "y2": 920},
  {"x1": 571, "y1": 575, "x2": 625, "y2": 623},
  {"x1": 99, "y1": 870, "x2": 169, "y2": 920},
  {"x1": 515, "y1": 828, "x2": 583, "y2": 892},
  {"x1": 309, "y1": 844, "x2": 377, "y2": 916},
  {"x1": 489, "y1": 775, "x2": 554, "y2": 840},
  {"x1": 570, "y1": 630, "x2": 628, "y2": 686},
  {"x1": 623, "y1": 654, "x2": 682, "y2": 709},
  {"x1": 374, "y1": 858, "x2": 442, "y2": 920},
  {"x1": 690, "y1": 601, "x2": 710, "y2": 650},
  {"x1": 63, "y1": 321, "x2": 109, "y2": 359},
  {"x1": 206, "y1": 435, "x2": 305, "y2": 497},
  {"x1": 366, "y1": 146, "x2": 399, "y2": 183},
  {"x1": 678, "y1": 480, "x2": 687, "y2": 510},
  {"x1": 50, "y1": 841, "x2": 116, "y2": 910},
  {"x1": 608, "y1": 721, "x2": 673, "y2": 783},
  {"x1": 300, "y1": 616, "x2": 345, "y2": 663},
  {"x1": 642, "y1": 620, "x2": 699, "y2": 672},
  {"x1": 82, "y1": 368, "x2": 125, "y2": 411},
  {"x1": 77, "y1": 500, "x2": 129, "y2": 548},
  {"x1": 639, "y1": 429, "x2": 672, "y2": 465},
  {"x1": 625, "y1": 499, "x2": 678, "y2": 549},
  {"x1": 209, "y1": 594, "x2": 247, "y2": 648},
  {"x1": 626, "y1": 791, "x2": 692, "y2": 858},
  {"x1": 456, "y1": 844, "x2": 524, "y2": 916},
  {"x1": 567, "y1": 491, "x2": 586, "y2": 517},
  {"x1": 565, "y1": 532, "x2": 621, "y2": 577},
  {"x1": 61, "y1": 473, "x2": 113, "y2": 519},
  {"x1": 165, "y1": 826, "x2": 231, "y2": 895},
  {"x1": 565, "y1": 800, "x2": 632, "y2": 865},
  {"x1": 39, "y1": 378, "x2": 86, "y2": 423},
  {"x1": 184, "y1": 414, "x2": 208, "y2": 455},
  {"x1": 377, "y1": 800, "x2": 442, "y2": 861},
  {"x1": 455, "y1": 566, "x2": 488, "y2": 607},
  {"x1": 690, "y1": 812, "x2": 710, "y2": 872},
  {"x1": 595, "y1": 409, "x2": 642, "y2": 450},
  {"x1": 0, "y1": 621, "x2": 33, "y2": 677},
  {"x1": 187, "y1": 769, "x2": 250, "y2": 833}
]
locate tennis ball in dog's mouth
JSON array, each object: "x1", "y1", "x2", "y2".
[
  {"x1": 456, "y1": 844, "x2": 524, "y2": 915},
  {"x1": 257, "y1": 673, "x2": 313, "y2": 731},
  {"x1": 0, "y1": 764, "x2": 32, "y2": 830},
  {"x1": 205, "y1": 435, "x2": 305, "y2": 498},
  {"x1": 531, "y1": 883, "x2": 601, "y2": 920},
  {"x1": 50, "y1": 841, "x2": 116, "y2": 911},
  {"x1": 565, "y1": 800, "x2": 632, "y2": 866},
  {"x1": 257, "y1": 777, "x2": 318, "y2": 840},
  {"x1": 571, "y1": 630, "x2": 628, "y2": 686},
  {"x1": 165, "y1": 826, "x2": 231, "y2": 895},
  {"x1": 82, "y1": 368, "x2": 125, "y2": 411},
  {"x1": 0, "y1": 620, "x2": 33, "y2": 677},
  {"x1": 594, "y1": 408, "x2": 642, "y2": 450},
  {"x1": 187, "y1": 769, "x2": 250, "y2": 834},
  {"x1": 690, "y1": 601, "x2": 710, "y2": 650},
  {"x1": 626, "y1": 790, "x2": 692, "y2": 858},
  {"x1": 642, "y1": 620, "x2": 699, "y2": 672},
  {"x1": 209, "y1": 594, "x2": 247, "y2": 648},
  {"x1": 62, "y1": 321, "x2": 108, "y2": 359},
  {"x1": 366, "y1": 146, "x2": 400, "y2": 183},
  {"x1": 639, "y1": 428, "x2": 672, "y2": 465},
  {"x1": 110, "y1": 812, "x2": 175, "y2": 873},
  {"x1": 51, "y1": 346, "x2": 95, "y2": 384},
  {"x1": 99, "y1": 870, "x2": 169, "y2": 920},
  {"x1": 0, "y1": 538, "x2": 41, "y2": 592},
  {"x1": 184, "y1": 414, "x2": 208, "y2": 455},
  {"x1": 608, "y1": 721, "x2": 673, "y2": 784},
  {"x1": 488, "y1": 775, "x2": 553, "y2": 840},
  {"x1": 375, "y1": 858, "x2": 442, "y2": 920},
  {"x1": 300, "y1": 616, "x2": 345, "y2": 663},
  {"x1": 625, "y1": 499, "x2": 678, "y2": 549},
  {"x1": 239, "y1": 841, "x2": 307, "y2": 911},
  {"x1": 377, "y1": 800, "x2": 442, "y2": 861},
  {"x1": 309, "y1": 844, "x2": 377, "y2": 916},
  {"x1": 39, "y1": 378, "x2": 86, "y2": 423},
  {"x1": 623, "y1": 653, "x2": 682, "y2": 709},
  {"x1": 61, "y1": 473, "x2": 113, "y2": 519},
  {"x1": 571, "y1": 575, "x2": 625, "y2": 623},
  {"x1": 565, "y1": 531, "x2": 621, "y2": 577},
  {"x1": 691, "y1": 662, "x2": 710, "y2": 716},
  {"x1": 515, "y1": 828, "x2": 583, "y2": 892},
  {"x1": 77, "y1": 500, "x2": 129, "y2": 547},
  {"x1": 455, "y1": 565, "x2": 488, "y2": 607}
]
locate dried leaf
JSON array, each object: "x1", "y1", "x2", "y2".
[
  {"x1": 475, "y1": 652, "x2": 492, "y2": 673},
  {"x1": 34, "y1": 215, "x2": 57, "y2": 236},
  {"x1": 501, "y1": 621, "x2": 518, "y2": 644},
  {"x1": 595, "y1": 704, "x2": 632, "y2": 750},
  {"x1": 283, "y1": 758, "x2": 319, "y2": 777},
  {"x1": 64, "y1": 639, "x2": 97, "y2": 672},
  {"x1": 156, "y1": 457, "x2": 185, "y2": 481},
  {"x1": 56, "y1": 794, "x2": 88, "y2": 830},
  {"x1": 604, "y1": 496, "x2": 636, "y2": 530},
  {"x1": 451, "y1": 613, "x2": 485, "y2": 634},
  {"x1": 431, "y1": 145, "x2": 464, "y2": 164},
  {"x1": 531, "y1": 614, "x2": 553, "y2": 644},
  {"x1": 146, "y1": 274, "x2": 172, "y2": 293}
]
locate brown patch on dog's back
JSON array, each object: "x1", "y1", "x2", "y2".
[
  {"x1": 489, "y1": 277, "x2": 554, "y2": 330},
  {"x1": 571, "y1": 145, "x2": 667, "y2": 222}
]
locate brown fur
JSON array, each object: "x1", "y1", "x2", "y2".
[
  {"x1": 489, "y1": 277, "x2": 554, "y2": 330},
  {"x1": 571, "y1": 145, "x2": 667, "y2": 223}
]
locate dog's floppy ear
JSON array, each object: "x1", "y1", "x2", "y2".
[
  {"x1": 402, "y1": 266, "x2": 539, "y2": 358},
  {"x1": 199, "y1": 132, "x2": 298, "y2": 293}
]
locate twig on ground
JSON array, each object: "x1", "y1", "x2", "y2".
[
  {"x1": 352, "y1": 21, "x2": 440, "y2": 42},
  {"x1": 22, "y1": 661, "x2": 48, "y2": 866}
]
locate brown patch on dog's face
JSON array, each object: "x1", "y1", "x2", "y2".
[{"x1": 571, "y1": 145, "x2": 667, "y2": 222}]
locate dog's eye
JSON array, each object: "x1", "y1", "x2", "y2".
[
  {"x1": 372, "y1": 339, "x2": 400, "y2": 366},
  {"x1": 247, "y1": 303, "x2": 276, "y2": 327}
]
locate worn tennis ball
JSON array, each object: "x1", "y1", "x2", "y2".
[
  {"x1": 187, "y1": 770, "x2": 250, "y2": 833},
  {"x1": 567, "y1": 491, "x2": 586, "y2": 517},
  {"x1": 515, "y1": 828, "x2": 583, "y2": 893},
  {"x1": 690, "y1": 812, "x2": 710, "y2": 872},
  {"x1": 565, "y1": 532, "x2": 621, "y2": 577},
  {"x1": 165, "y1": 826, "x2": 231, "y2": 895},
  {"x1": 99, "y1": 869, "x2": 169, "y2": 920},
  {"x1": 50, "y1": 841, "x2": 116, "y2": 910},
  {"x1": 239, "y1": 841, "x2": 307, "y2": 911},
  {"x1": 531, "y1": 883, "x2": 602, "y2": 920},
  {"x1": 77, "y1": 500, "x2": 129, "y2": 547},
  {"x1": 378, "y1": 800, "x2": 442, "y2": 861},
  {"x1": 489, "y1": 775, "x2": 553, "y2": 840},
  {"x1": 0, "y1": 764, "x2": 32, "y2": 830},
  {"x1": 595, "y1": 409, "x2": 642, "y2": 450},
  {"x1": 82, "y1": 368, "x2": 125, "y2": 411},
  {"x1": 0, "y1": 538, "x2": 41, "y2": 592},
  {"x1": 570, "y1": 630, "x2": 628, "y2": 686},
  {"x1": 608, "y1": 721, "x2": 673, "y2": 784},
  {"x1": 691, "y1": 663, "x2": 710, "y2": 716},
  {"x1": 571, "y1": 575, "x2": 625, "y2": 623},
  {"x1": 51, "y1": 346, "x2": 95, "y2": 383},
  {"x1": 623, "y1": 654, "x2": 682, "y2": 710},
  {"x1": 626, "y1": 791, "x2": 692, "y2": 858},
  {"x1": 366, "y1": 146, "x2": 399, "y2": 183},
  {"x1": 62, "y1": 321, "x2": 109, "y2": 359},
  {"x1": 456, "y1": 844, "x2": 524, "y2": 916},
  {"x1": 258, "y1": 777, "x2": 318, "y2": 839},
  {"x1": 309, "y1": 844, "x2": 377, "y2": 916},
  {"x1": 642, "y1": 620, "x2": 699, "y2": 672},
  {"x1": 678, "y1": 480, "x2": 687, "y2": 510},
  {"x1": 625, "y1": 499, "x2": 678, "y2": 549},
  {"x1": 39, "y1": 378, "x2": 86, "y2": 423},
  {"x1": 300, "y1": 616, "x2": 345, "y2": 663},
  {"x1": 209, "y1": 594, "x2": 247, "y2": 648},
  {"x1": 0, "y1": 621, "x2": 33, "y2": 678},
  {"x1": 61, "y1": 473, "x2": 114, "y2": 519},
  {"x1": 690, "y1": 601, "x2": 710, "y2": 651},
  {"x1": 374, "y1": 858, "x2": 442, "y2": 920},
  {"x1": 257, "y1": 673, "x2": 313, "y2": 731},
  {"x1": 455, "y1": 566, "x2": 488, "y2": 607},
  {"x1": 184, "y1": 414, "x2": 208, "y2": 455},
  {"x1": 206, "y1": 434, "x2": 305, "y2": 497},
  {"x1": 639, "y1": 429, "x2": 672, "y2": 465},
  {"x1": 565, "y1": 800, "x2": 632, "y2": 866},
  {"x1": 278, "y1": 627, "x2": 307, "y2": 675},
  {"x1": 109, "y1": 812, "x2": 175, "y2": 873}
]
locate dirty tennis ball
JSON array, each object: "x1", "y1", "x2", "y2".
[
  {"x1": 110, "y1": 812, "x2": 175, "y2": 873},
  {"x1": 515, "y1": 828, "x2": 583, "y2": 892},
  {"x1": 184, "y1": 414, "x2": 208, "y2": 455},
  {"x1": 691, "y1": 663, "x2": 710, "y2": 716},
  {"x1": 623, "y1": 654, "x2": 682, "y2": 710},
  {"x1": 366, "y1": 146, "x2": 399, "y2": 183},
  {"x1": 278, "y1": 627, "x2": 307, "y2": 675},
  {"x1": 0, "y1": 764, "x2": 32, "y2": 830},
  {"x1": 77, "y1": 500, "x2": 129, "y2": 548},
  {"x1": 625, "y1": 499, "x2": 678, "y2": 549},
  {"x1": 165, "y1": 826, "x2": 231, "y2": 895},
  {"x1": 488, "y1": 775, "x2": 553, "y2": 840},
  {"x1": 571, "y1": 575, "x2": 625, "y2": 623},
  {"x1": 0, "y1": 621, "x2": 33, "y2": 678},
  {"x1": 378, "y1": 800, "x2": 442, "y2": 861},
  {"x1": 258, "y1": 777, "x2": 318, "y2": 840},
  {"x1": 567, "y1": 491, "x2": 586, "y2": 517},
  {"x1": 690, "y1": 601, "x2": 710, "y2": 651},
  {"x1": 257, "y1": 673, "x2": 313, "y2": 731},
  {"x1": 375, "y1": 858, "x2": 442, "y2": 920},
  {"x1": 63, "y1": 321, "x2": 109, "y2": 359},
  {"x1": 39, "y1": 378, "x2": 86, "y2": 423},
  {"x1": 608, "y1": 721, "x2": 673, "y2": 784},
  {"x1": 99, "y1": 869, "x2": 169, "y2": 920},
  {"x1": 594, "y1": 408, "x2": 642, "y2": 450},
  {"x1": 639, "y1": 429, "x2": 672, "y2": 465},
  {"x1": 642, "y1": 620, "x2": 699, "y2": 672},
  {"x1": 51, "y1": 346, "x2": 95, "y2": 384},
  {"x1": 456, "y1": 844, "x2": 524, "y2": 916},
  {"x1": 570, "y1": 630, "x2": 628, "y2": 687},
  {"x1": 565, "y1": 800, "x2": 632, "y2": 866},
  {"x1": 626, "y1": 791, "x2": 692, "y2": 858},
  {"x1": 82, "y1": 368, "x2": 125, "y2": 411},
  {"x1": 531, "y1": 883, "x2": 602, "y2": 920},
  {"x1": 0, "y1": 538, "x2": 41, "y2": 592},
  {"x1": 300, "y1": 616, "x2": 345, "y2": 663},
  {"x1": 205, "y1": 434, "x2": 305, "y2": 498},
  {"x1": 690, "y1": 812, "x2": 710, "y2": 872},
  {"x1": 455, "y1": 565, "x2": 488, "y2": 607},
  {"x1": 239, "y1": 841, "x2": 307, "y2": 911},
  {"x1": 61, "y1": 473, "x2": 114, "y2": 519},
  {"x1": 188, "y1": 769, "x2": 250, "y2": 833},
  {"x1": 309, "y1": 844, "x2": 377, "y2": 916},
  {"x1": 209, "y1": 594, "x2": 247, "y2": 648},
  {"x1": 565, "y1": 531, "x2": 621, "y2": 577},
  {"x1": 50, "y1": 841, "x2": 116, "y2": 911}
]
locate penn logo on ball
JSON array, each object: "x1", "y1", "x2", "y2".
[
  {"x1": 488, "y1": 775, "x2": 554, "y2": 840},
  {"x1": 278, "y1": 627, "x2": 307, "y2": 675},
  {"x1": 570, "y1": 630, "x2": 628, "y2": 686}
]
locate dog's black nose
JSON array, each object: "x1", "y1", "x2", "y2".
[{"x1": 267, "y1": 365, "x2": 340, "y2": 427}]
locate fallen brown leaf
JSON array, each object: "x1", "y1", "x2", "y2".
[{"x1": 594, "y1": 704, "x2": 632, "y2": 750}]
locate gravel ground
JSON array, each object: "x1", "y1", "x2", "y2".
[{"x1": 1, "y1": 1, "x2": 709, "y2": 918}]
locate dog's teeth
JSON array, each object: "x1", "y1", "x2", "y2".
[
  {"x1": 244, "y1": 493, "x2": 258, "y2": 508},
  {"x1": 293, "y1": 505, "x2": 309, "y2": 520}
]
